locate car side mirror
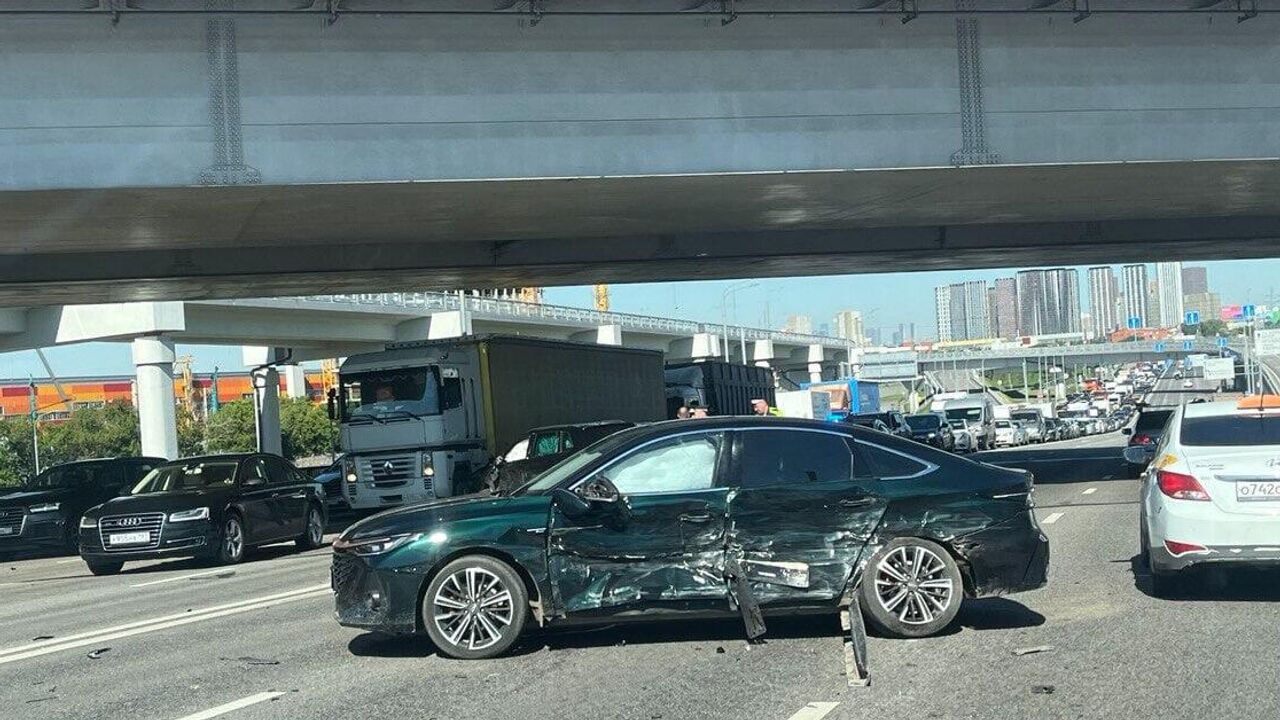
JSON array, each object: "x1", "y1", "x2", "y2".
[
  {"x1": 552, "y1": 488, "x2": 592, "y2": 518},
  {"x1": 1123, "y1": 446, "x2": 1155, "y2": 466},
  {"x1": 1121, "y1": 427, "x2": 1132, "y2": 435}
]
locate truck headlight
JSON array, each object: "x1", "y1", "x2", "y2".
[
  {"x1": 168, "y1": 507, "x2": 210, "y2": 522},
  {"x1": 80, "y1": 516, "x2": 98, "y2": 529},
  {"x1": 29, "y1": 502, "x2": 60, "y2": 513},
  {"x1": 344, "y1": 458, "x2": 357, "y2": 483}
]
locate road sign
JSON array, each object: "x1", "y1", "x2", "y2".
[
  {"x1": 1182, "y1": 339, "x2": 1194, "y2": 351},
  {"x1": 1184, "y1": 310, "x2": 1201, "y2": 325},
  {"x1": 1217, "y1": 336, "x2": 1229, "y2": 349},
  {"x1": 1255, "y1": 328, "x2": 1280, "y2": 356},
  {"x1": 1204, "y1": 357, "x2": 1236, "y2": 381},
  {"x1": 1244, "y1": 304, "x2": 1257, "y2": 320},
  {"x1": 1154, "y1": 342, "x2": 1166, "y2": 353},
  {"x1": 1127, "y1": 316, "x2": 1142, "y2": 330}
]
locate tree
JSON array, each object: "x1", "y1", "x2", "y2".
[
  {"x1": 39, "y1": 402, "x2": 141, "y2": 468},
  {"x1": 205, "y1": 399, "x2": 257, "y2": 454},
  {"x1": 1182, "y1": 319, "x2": 1228, "y2": 338},
  {"x1": 281, "y1": 398, "x2": 337, "y2": 460},
  {"x1": 177, "y1": 405, "x2": 206, "y2": 458},
  {"x1": 0, "y1": 416, "x2": 36, "y2": 487}
]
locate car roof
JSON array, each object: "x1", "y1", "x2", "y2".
[
  {"x1": 1182, "y1": 399, "x2": 1280, "y2": 419},
  {"x1": 159, "y1": 453, "x2": 258, "y2": 466},
  {"x1": 527, "y1": 420, "x2": 632, "y2": 433}
]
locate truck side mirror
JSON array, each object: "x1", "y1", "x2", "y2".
[{"x1": 326, "y1": 388, "x2": 337, "y2": 421}]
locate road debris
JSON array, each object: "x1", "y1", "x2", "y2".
[
  {"x1": 714, "y1": 646, "x2": 725, "y2": 654},
  {"x1": 31, "y1": 635, "x2": 53, "y2": 641},
  {"x1": 1012, "y1": 645, "x2": 1054, "y2": 657},
  {"x1": 86, "y1": 647, "x2": 111, "y2": 660},
  {"x1": 1031, "y1": 685, "x2": 1056, "y2": 695},
  {"x1": 233, "y1": 656, "x2": 280, "y2": 666}
]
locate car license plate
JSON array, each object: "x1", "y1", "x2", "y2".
[
  {"x1": 1236, "y1": 481, "x2": 1280, "y2": 501},
  {"x1": 109, "y1": 531, "x2": 151, "y2": 545}
]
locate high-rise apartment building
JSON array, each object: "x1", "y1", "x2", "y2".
[
  {"x1": 833, "y1": 310, "x2": 864, "y2": 345},
  {"x1": 1087, "y1": 266, "x2": 1119, "y2": 340},
  {"x1": 993, "y1": 277, "x2": 1018, "y2": 338},
  {"x1": 1181, "y1": 266, "x2": 1209, "y2": 295},
  {"x1": 934, "y1": 286, "x2": 952, "y2": 342},
  {"x1": 962, "y1": 280, "x2": 990, "y2": 340},
  {"x1": 1156, "y1": 261, "x2": 1185, "y2": 327},
  {"x1": 1122, "y1": 264, "x2": 1150, "y2": 327},
  {"x1": 782, "y1": 314, "x2": 812, "y2": 335}
]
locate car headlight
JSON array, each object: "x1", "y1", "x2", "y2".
[
  {"x1": 927, "y1": 433, "x2": 937, "y2": 439},
  {"x1": 79, "y1": 516, "x2": 97, "y2": 529},
  {"x1": 168, "y1": 507, "x2": 210, "y2": 522},
  {"x1": 334, "y1": 533, "x2": 422, "y2": 556},
  {"x1": 29, "y1": 502, "x2": 60, "y2": 513}
]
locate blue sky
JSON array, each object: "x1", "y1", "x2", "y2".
[{"x1": 0, "y1": 258, "x2": 1272, "y2": 381}]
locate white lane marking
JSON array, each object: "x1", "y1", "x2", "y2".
[
  {"x1": 130, "y1": 569, "x2": 236, "y2": 588},
  {"x1": 57, "y1": 558, "x2": 81, "y2": 564},
  {"x1": 174, "y1": 692, "x2": 286, "y2": 720},
  {"x1": 1042, "y1": 512, "x2": 1065, "y2": 525},
  {"x1": 786, "y1": 702, "x2": 840, "y2": 720},
  {"x1": 1082, "y1": 488, "x2": 1098, "y2": 495},
  {"x1": 0, "y1": 583, "x2": 329, "y2": 665}
]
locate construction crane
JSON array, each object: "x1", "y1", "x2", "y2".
[
  {"x1": 173, "y1": 354, "x2": 197, "y2": 414},
  {"x1": 321, "y1": 358, "x2": 340, "y2": 396},
  {"x1": 593, "y1": 284, "x2": 610, "y2": 312}
]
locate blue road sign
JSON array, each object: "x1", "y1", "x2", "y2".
[
  {"x1": 1154, "y1": 342, "x2": 1166, "y2": 353},
  {"x1": 1127, "y1": 316, "x2": 1142, "y2": 330},
  {"x1": 1183, "y1": 339, "x2": 1194, "y2": 351},
  {"x1": 1217, "y1": 337, "x2": 1229, "y2": 349},
  {"x1": 1184, "y1": 310, "x2": 1200, "y2": 325},
  {"x1": 1244, "y1": 304, "x2": 1257, "y2": 319}
]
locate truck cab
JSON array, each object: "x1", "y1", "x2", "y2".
[{"x1": 337, "y1": 344, "x2": 486, "y2": 510}]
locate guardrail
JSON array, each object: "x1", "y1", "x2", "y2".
[{"x1": 921, "y1": 340, "x2": 1226, "y2": 362}]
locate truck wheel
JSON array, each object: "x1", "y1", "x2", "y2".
[
  {"x1": 860, "y1": 537, "x2": 963, "y2": 639},
  {"x1": 422, "y1": 555, "x2": 528, "y2": 659}
]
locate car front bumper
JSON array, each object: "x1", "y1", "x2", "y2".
[
  {"x1": 0, "y1": 513, "x2": 70, "y2": 553},
  {"x1": 79, "y1": 522, "x2": 217, "y2": 563},
  {"x1": 332, "y1": 550, "x2": 424, "y2": 634}
]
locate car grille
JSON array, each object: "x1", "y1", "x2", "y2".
[
  {"x1": 331, "y1": 551, "x2": 365, "y2": 599},
  {"x1": 357, "y1": 454, "x2": 417, "y2": 487},
  {"x1": 99, "y1": 512, "x2": 166, "y2": 551},
  {"x1": 0, "y1": 507, "x2": 24, "y2": 538}
]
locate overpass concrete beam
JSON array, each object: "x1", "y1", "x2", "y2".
[
  {"x1": 0, "y1": 302, "x2": 185, "y2": 353},
  {"x1": 668, "y1": 333, "x2": 721, "y2": 361},
  {"x1": 569, "y1": 324, "x2": 623, "y2": 346}
]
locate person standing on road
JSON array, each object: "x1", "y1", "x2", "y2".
[{"x1": 751, "y1": 399, "x2": 781, "y2": 417}]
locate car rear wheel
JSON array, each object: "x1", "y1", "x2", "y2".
[
  {"x1": 422, "y1": 555, "x2": 528, "y2": 660},
  {"x1": 860, "y1": 538, "x2": 963, "y2": 638},
  {"x1": 296, "y1": 505, "x2": 324, "y2": 550},
  {"x1": 215, "y1": 515, "x2": 245, "y2": 565},
  {"x1": 86, "y1": 560, "x2": 124, "y2": 576}
]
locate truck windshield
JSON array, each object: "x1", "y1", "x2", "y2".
[
  {"x1": 341, "y1": 367, "x2": 441, "y2": 419},
  {"x1": 945, "y1": 407, "x2": 983, "y2": 421}
]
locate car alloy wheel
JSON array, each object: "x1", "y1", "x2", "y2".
[
  {"x1": 432, "y1": 567, "x2": 515, "y2": 653},
  {"x1": 874, "y1": 544, "x2": 955, "y2": 626},
  {"x1": 221, "y1": 517, "x2": 244, "y2": 564},
  {"x1": 308, "y1": 510, "x2": 323, "y2": 544}
]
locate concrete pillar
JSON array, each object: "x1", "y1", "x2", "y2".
[
  {"x1": 669, "y1": 333, "x2": 721, "y2": 360},
  {"x1": 253, "y1": 367, "x2": 283, "y2": 456},
  {"x1": 282, "y1": 365, "x2": 308, "y2": 399},
  {"x1": 808, "y1": 344, "x2": 825, "y2": 383},
  {"x1": 596, "y1": 324, "x2": 623, "y2": 346},
  {"x1": 132, "y1": 336, "x2": 178, "y2": 460},
  {"x1": 427, "y1": 310, "x2": 472, "y2": 339}
]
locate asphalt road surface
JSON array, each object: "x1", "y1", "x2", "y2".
[{"x1": 4, "y1": 428, "x2": 1280, "y2": 719}]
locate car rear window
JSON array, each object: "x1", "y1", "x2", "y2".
[
  {"x1": 1135, "y1": 410, "x2": 1173, "y2": 431},
  {"x1": 1180, "y1": 414, "x2": 1280, "y2": 446}
]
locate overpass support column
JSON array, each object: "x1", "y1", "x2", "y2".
[
  {"x1": 808, "y1": 344, "x2": 825, "y2": 384},
  {"x1": 752, "y1": 340, "x2": 783, "y2": 388},
  {"x1": 132, "y1": 336, "x2": 178, "y2": 460},
  {"x1": 253, "y1": 367, "x2": 283, "y2": 456},
  {"x1": 282, "y1": 365, "x2": 308, "y2": 399}
]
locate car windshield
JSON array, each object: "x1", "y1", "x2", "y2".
[
  {"x1": 905, "y1": 415, "x2": 940, "y2": 430},
  {"x1": 995, "y1": 420, "x2": 1012, "y2": 428},
  {"x1": 1180, "y1": 414, "x2": 1280, "y2": 446},
  {"x1": 1011, "y1": 411, "x2": 1039, "y2": 422},
  {"x1": 945, "y1": 407, "x2": 983, "y2": 421},
  {"x1": 132, "y1": 461, "x2": 239, "y2": 494},
  {"x1": 25, "y1": 464, "x2": 101, "y2": 489},
  {"x1": 341, "y1": 367, "x2": 441, "y2": 419}
]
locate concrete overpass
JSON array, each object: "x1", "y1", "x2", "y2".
[{"x1": 4, "y1": 2, "x2": 1280, "y2": 304}]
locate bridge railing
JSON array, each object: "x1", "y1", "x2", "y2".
[{"x1": 921, "y1": 339, "x2": 1226, "y2": 362}]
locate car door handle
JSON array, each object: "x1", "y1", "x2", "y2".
[
  {"x1": 679, "y1": 512, "x2": 714, "y2": 523},
  {"x1": 838, "y1": 497, "x2": 876, "y2": 509}
]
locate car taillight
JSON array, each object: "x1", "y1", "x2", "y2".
[
  {"x1": 1164, "y1": 540, "x2": 1208, "y2": 556},
  {"x1": 1157, "y1": 469, "x2": 1211, "y2": 501},
  {"x1": 1132, "y1": 433, "x2": 1153, "y2": 445}
]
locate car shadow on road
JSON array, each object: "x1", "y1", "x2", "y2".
[
  {"x1": 348, "y1": 632, "x2": 438, "y2": 658},
  {"x1": 1125, "y1": 554, "x2": 1280, "y2": 601}
]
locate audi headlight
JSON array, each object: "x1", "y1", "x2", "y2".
[
  {"x1": 168, "y1": 507, "x2": 210, "y2": 523},
  {"x1": 334, "y1": 533, "x2": 422, "y2": 556},
  {"x1": 29, "y1": 502, "x2": 60, "y2": 513},
  {"x1": 79, "y1": 516, "x2": 97, "y2": 529}
]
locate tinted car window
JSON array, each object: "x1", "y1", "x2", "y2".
[
  {"x1": 738, "y1": 430, "x2": 856, "y2": 488},
  {"x1": 264, "y1": 456, "x2": 296, "y2": 485},
  {"x1": 905, "y1": 415, "x2": 941, "y2": 431},
  {"x1": 858, "y1": 442, "x2": 929, "y2": 479},
  {"x1": 1135, "y1": 410, "x2": 1174, "y2": 432},
  {"x1": 1180, "y1": 415, "x2": 1280, "y2": 446},
  {"x1": 561, "y1": 431, "x2": 575, "y2": 452},
  {"x1": 599, "y1": 432, "x2": 723, "y2": 495},
  {"x1": 240, "y1": 458, "x2": 269, "y2": 485}
]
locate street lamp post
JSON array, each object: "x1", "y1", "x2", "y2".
[{"x1": 721, "y1": 280, "x2": 758, "y2": 361}]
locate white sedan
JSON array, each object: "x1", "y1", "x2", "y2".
[
  {"x1": 1130, "y1": 396, "x2": 1280, "y2": 596},
  {"x1": 993, "y1": 420, "x2": 1025, "y2": 447}
]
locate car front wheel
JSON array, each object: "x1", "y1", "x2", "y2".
[
  {"x1": 860, "y1": 538, "x2": 963, "y2": 638},
  {"x1": 422, "y1": 555, "x2": 528, "y2": 660},
  {"x1": 215, "y1": 515, "x2": 246, "y2": 565}
]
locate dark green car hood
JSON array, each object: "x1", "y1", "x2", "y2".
[{"x1": 343, "y1": 493, "x2": 553, "y2": 542}]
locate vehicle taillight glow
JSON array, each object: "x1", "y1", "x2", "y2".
[
  {"x1": 1164, "y1": 540, "x2": 1208, "y2": 556},
  {"x1": 1132, "y1": 433, "x2": 1153, "y2": 445},
  {"x1": 1157, "y1": 469, "x2": 1211, "y2": 501}
]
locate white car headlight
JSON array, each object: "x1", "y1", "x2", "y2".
[
  {"x1": 79, "y1": 515, "x2": 97, "y2": 529},
  {"x1": 334, "y1": 533, "x2": 422, "y2": 556},
  {"x1": 29, "y1": 502, "x2": 60, "y2": 513},
  {"x1": 168, "y1": 507, "x2": 210, "y2": 522}
]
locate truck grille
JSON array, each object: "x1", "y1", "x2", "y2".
[
  {"x1": 0, "y1": 507, "x2": 24, "y2": 538},
  {"x1": 357, "y1": 454, "x2": 418, "y2": 487},
  {"x1": 99, "y1": 512, "x2": 165, "y2": 551}
]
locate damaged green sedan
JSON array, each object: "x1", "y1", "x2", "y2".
[{"x1": 331, "y1": 417, "x2": 1048, "y2": 659}]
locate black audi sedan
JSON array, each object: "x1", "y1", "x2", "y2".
[
  {"x1": 79, "y1": 453, "x2": 327, "y2": 575},
  {"x1": 0, "y1": 457, "x2": 163, "y2": 558},
  {"x1": 332, "y1": 417, "x2": 1049, "y2": 659}
]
